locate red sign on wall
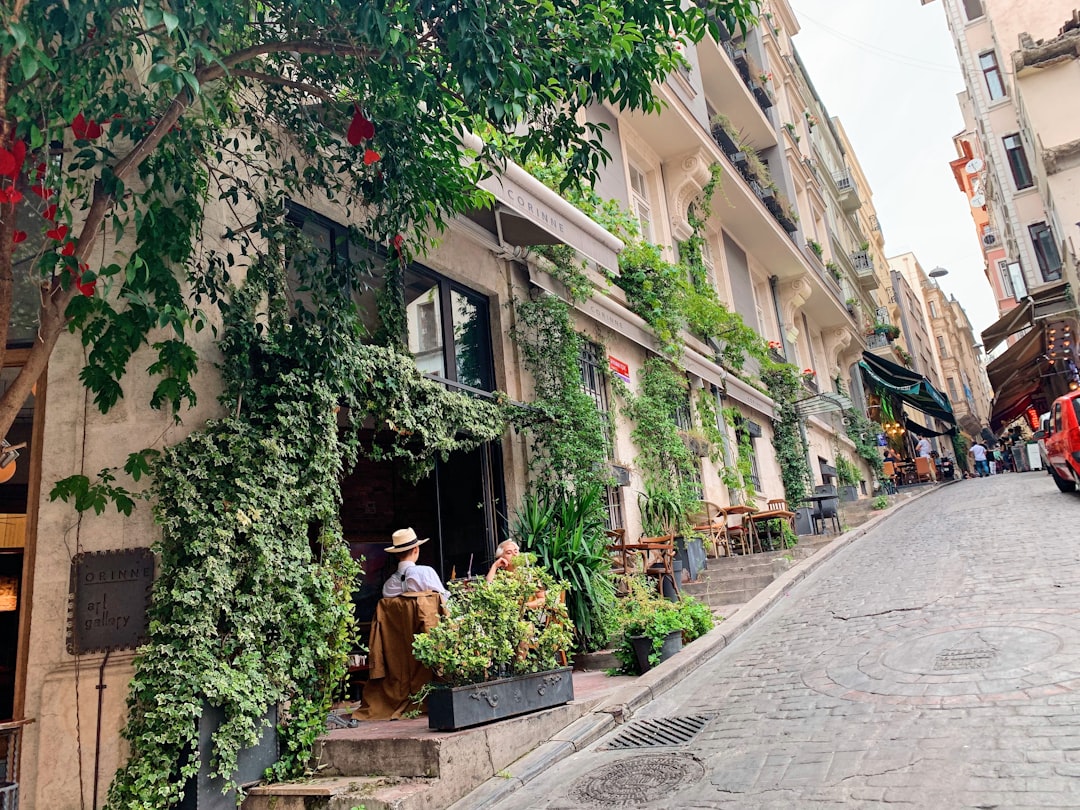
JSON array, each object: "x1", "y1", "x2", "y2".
[{"x1": 608, "y1": 356, "x2": 631, "y2": 383}]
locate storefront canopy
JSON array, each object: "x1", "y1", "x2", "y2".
[
  {"x1": 986, "y1": 326, "x2": 1045, "y2": 431},
  {"x1": 981, "y1": 280, "x2": 1072, "y2": 353},
  {"x1": 859, "y1": 351, "x2": 956, "y2": 426}
]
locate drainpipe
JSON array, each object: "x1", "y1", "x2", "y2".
[
  {"x1": 92, "y1": 649, "x2": 111, "y2": 810},
  {"x1": 768, "y1": 275, "x2": 790, "y2": 358}
]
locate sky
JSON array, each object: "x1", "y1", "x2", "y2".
[{"x1": 788, "y1": 0, "x2": 1000, "y2": 336}]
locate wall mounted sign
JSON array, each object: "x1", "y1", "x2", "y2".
[
  {"x1": 67, "y1": 548, "x2": 155, "y2": 655},
  {"x1": 608, "y1": 356, "x2": 631, "y2": 384}
]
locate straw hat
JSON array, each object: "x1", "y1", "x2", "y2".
[{"x1": 384, "y1": 527, "x2": 429, "y2": 553}]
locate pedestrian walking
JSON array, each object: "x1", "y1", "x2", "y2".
[{"x1": 969, "y1": 441, "x2": 990, "y2": 477}]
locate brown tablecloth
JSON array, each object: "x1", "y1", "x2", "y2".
[{"x1": 352, "y1": 591, "x2": 445, "y2": 720}]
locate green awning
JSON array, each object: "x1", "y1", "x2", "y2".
[{"x1": 860, "y1": 351, "x2": 956, "y2": 425}]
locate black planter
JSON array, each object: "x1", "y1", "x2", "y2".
[
  {"x1": 839, "y1": 485, "x2": 859, "y2": 503},
  {"x1": 675, "y1": 536, "x2": 707, "y2": 582},
  {"x1": 752, "y1": 85, "x2": 774, "y2": 111},
  {"x1": 630, "y1": 630, "x2": 683, "y2": 673},
  {"x1": 711, "y1": 124, "x2": 740, "y2": 157},
  {"x1": 180, "y1": 704, "x2": 278, "y2": 810},
  {"x1": 427, "y1": 668, "x2": 574, "y2": 731}
]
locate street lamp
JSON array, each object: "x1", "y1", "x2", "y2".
[{"x1": 929, "y1": 266, "x2": 949, "y2": 278}]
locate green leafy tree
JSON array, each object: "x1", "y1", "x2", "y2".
[{"x1": 0, "y1": 0, "x2": 759, "y2": 444}]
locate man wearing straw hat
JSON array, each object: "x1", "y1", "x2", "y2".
[{"x1": 381, "y1": 527, "x2": 449, "y2": 599}]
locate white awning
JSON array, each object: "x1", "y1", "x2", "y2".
[{"x1": 464, "y1": 134, "x2": 624, "y2": 272}]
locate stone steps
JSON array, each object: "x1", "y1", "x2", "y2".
[{"x1": 243, "y1": 695, "x2": 594, "y2": 810}]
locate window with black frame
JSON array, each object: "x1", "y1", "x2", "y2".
[
  {"x1": 404, "y1": 266, "x2": 494, "y2": 391},
  {"x1": 1029, "y1": 222, "x2": 1062, "y2": 282},
  {"x1": 577, "y1": 340, "x2": 623, "y2": 529}
]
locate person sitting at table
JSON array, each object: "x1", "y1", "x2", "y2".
[
  {"x1": 383, "y1": 527, "x2": 449, "y2": 600},
  {"x1": 354, "y1": 528, "x2": 448, "y2": 721},
  {"x1": 486, "y1": 538, "x2": 521, "y2": 582},
  {"x1": 487, "y1": 539, "x2": 547, "y2": 610},
  {"x1": 883, "y1": 446, "x2": 900, "y2": 464}
]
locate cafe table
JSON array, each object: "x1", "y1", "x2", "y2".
[
  {"x1": 799, "y1": 494, "x2": 836, "y2": 536},
  {"x1": 746, "y1": 508, "x2": 796, "y2": 553},
  {"x1": 716, "y1": 504, "x2": 756, "y2": 555}
]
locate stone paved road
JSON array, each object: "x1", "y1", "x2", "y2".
[{"x1": 487, "y1": 473, "x2": 1080, "y2": 809}]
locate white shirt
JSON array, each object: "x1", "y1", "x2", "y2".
[
  {"x1": 916, "y1": 438, "x2": 932, "y2": 457},
  {"x1": 971, "y1": 444, "x2": 987, "y2": 462},
  {"x1": 382, "y1": 560, "x2": 449, "y2": 598}
]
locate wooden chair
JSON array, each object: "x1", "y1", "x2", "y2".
[
  {"x1": 605, "y1": 528, "x2": 630, "y2": 576},
  {"x1": 914, "y1": 456, "x2": 935, "y2": 483},
  {"x1": 723, "y1": 509, "x2": 753, "y2": 555},
  {"x1": 692, "y1": 500, "x2": 730, "y2": 558},
  {"x1": 882, "y1": 461, "x2": 899, "y2": 492},
  {"x1": 638, "y1": 534, "x2": 678, "y2": 598},
  {"x1": 766, "y1": 498, "x2": 788, "y2": 512}
]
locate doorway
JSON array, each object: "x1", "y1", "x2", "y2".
[{"x1": 340, "y1": 438, "x2": 505, "y2": 626}]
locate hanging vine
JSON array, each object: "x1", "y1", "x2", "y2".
[
  {"x1": 511, "y1": 290, "x2": 613, "y2": 495},
  {"x1": 619, "y1": 357, "x2": 702, "y2": 534},
  {"x1": 761, "y1": 364, "x2": 811, "y2": 506},
  {"x1": 63, "y1": 232, "x2": 514, "y2": 806}
]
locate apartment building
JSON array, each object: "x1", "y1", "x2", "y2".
[
  {"x1": 11, "y1": 5, "x2": 973, "y2": 807},
  {"x1": 926, "y1": 0, "x2": 1080, "y2": 429}
]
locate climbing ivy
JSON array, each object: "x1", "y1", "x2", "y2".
[
  {"x1": 90, "y1": 238, "x2": 511, "y2": 806},
  {"x1": 844, "y1": 410, "x2": 885, "y2": 482},
  {"x1": 619, "y1": 358, "x2": 702, "y2": 535},
  {"x1": 761, "y1": 364, "x2": 811, "y2": 507},
  {"x1": 511, "y1": 291, "x2": 613, "y2": 496}
]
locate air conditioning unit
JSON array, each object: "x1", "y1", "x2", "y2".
[{"x1": 982, "y1": 232, "x2": 998, "y2": 247}]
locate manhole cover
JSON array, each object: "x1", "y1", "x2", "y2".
[
  {"x1": 933, "y1": 632, "x2": 998, "y2": 671},
  {"x1": 599, "y1": 715, "x2": 714, "y2": 750},
  {"x1": 568, "y1": 754, "x2": 706, "y2": 806}
]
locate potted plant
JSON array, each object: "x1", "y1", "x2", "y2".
[
  {"x1": 710, "y1": 114, "x2": 741, "y2": 156},
  {"x1": 825, "y1": 261, "x2": 841, "y2": 281},
  {"x1": 412, "y1": 556, "x2": 575, "y2": 730},
  {"x1": 609, "y1": 577, "x2": 714, "y2": 673},
  {"x1": 806, "y1": 239, "x2": 823, "y2": 259},
  {"x1": 836, "y1": 455, "x2": 861, "y2": 502},
  {"x1": 845, "y1": 297, "x2": 859, "y2": 316},
  {"x1": 638, "y1": 484, "x2": 692, "y2": 587},
  {"x1": 874, "y1": 322, "x2": 900, "y2": 341}
]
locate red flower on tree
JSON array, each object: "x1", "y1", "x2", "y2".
[
  {"x1": 363, "y1": 149, "x2": 380, "y2": 166},
  {"x1": 71, "y1": 112, "x2": 103, "y2": 140},
  {"x1": 347, "y1": 109, "x2": 375, "y2": 145}
]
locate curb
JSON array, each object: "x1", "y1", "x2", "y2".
[{"x1": 452, "y1": 484, "x2": 948, "y2": 809}]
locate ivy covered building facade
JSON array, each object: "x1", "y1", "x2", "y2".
[{"x1": 4, "y1": 2, "x2": 950, "y2": 808}]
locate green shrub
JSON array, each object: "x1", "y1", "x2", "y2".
[
  {"x1": 513, "y1": 485, "x2": 616, "y2": 651},
  {"x1": 608, "y1": 577, "x2": 715, "y2": 673},
  {"x1": 872, "y1": 495, "x2": 889, "y2": 510}
]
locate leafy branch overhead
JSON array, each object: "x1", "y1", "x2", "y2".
[{"x1": 0, "y1": 0, "x2": 759, "y2": 443}]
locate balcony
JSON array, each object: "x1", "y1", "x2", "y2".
[
  {"x1": 834, "y1": 171, "x2": 861, "y2": 213},
  {"x1": 695, "y1": 35, "x2": 775, "y2": 149},
  {"x1": 850, "y1": 248, "x2": 876, "y2": 289}
]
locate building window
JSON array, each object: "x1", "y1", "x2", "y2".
[
  {"x1": 628, "y1": 164, "x2": 654, "y2": 242},
  {"x1": 997, "y1": 259, "x2": 1014, "y2": 299},
  {"x1": 604, "y1": 486, "x2": 624, "y2": 532},
  {"x1": 700, "y1": 239, "x2": 716, "y2": 286},
  {"x1": 979, "y1": 51, "x2": 1006, "y2": 101},
  {"x1": 937, "y1": 335, "x2": 949, "y2": 358},
  {"x1": 1003, "y1": 134, "x2": 1033, "y2": 189},
  {"x1": 962, "y1": 0, "x2": 984, "y2": 20},
  {"x1": 947, "y1": 377, "x2": 959, "y2": 401},
  {"x1": 404, "y1": 267, "x2": 494, "y2": 390},
  {"x1": 928, "y1": 300, "x2": 938, "y2": 319},
  {"x1": 578, "y1": 340, "x2": 609, "y2": 412},
  {"x1": 1029, "y1": 222, "x2": 1063, "y2": 281}
]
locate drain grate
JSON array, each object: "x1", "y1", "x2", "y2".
[{"x1": 599, "y1": 714, "x2": 714, "y2": 750}]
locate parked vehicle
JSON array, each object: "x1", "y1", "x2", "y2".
[{"x1": 1040, "y1": 391, "x2": 1080, "y2": 493}]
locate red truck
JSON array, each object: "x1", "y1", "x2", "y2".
[{"x1": 1043, "y1": 389, "x2": 1080, "y2": 493}]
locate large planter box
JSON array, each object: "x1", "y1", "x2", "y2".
[
  {"x1": 711, "y1": 124, "x2": 740, "y2": 157},
  {"x1": 427, "y1": 668, "x2": 574, "y2": 731},
  {"x1": 181, "y1": 704, "x2": 278, "y2": 810},
  {"x1": 675, "y1": 535, "x2": 707, "y2": 582},
  {"x1": 630, "y1": 630, "x2": 682, "y2": 674},
  {"x1": 839, "y1": 485, "x2": 860, "y2": 503}
]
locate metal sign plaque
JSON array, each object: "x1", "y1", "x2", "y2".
[{"x1": 67, "y1": 548, "x2": 155, "y2": 654}]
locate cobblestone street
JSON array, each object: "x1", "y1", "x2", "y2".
[{"x1": 488, "y1": 474, "x2": 1080, "y2": 809}]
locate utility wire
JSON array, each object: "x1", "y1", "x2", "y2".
[{"x1": 791, "y1": 6, "x2": 961, "y2": 74}]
